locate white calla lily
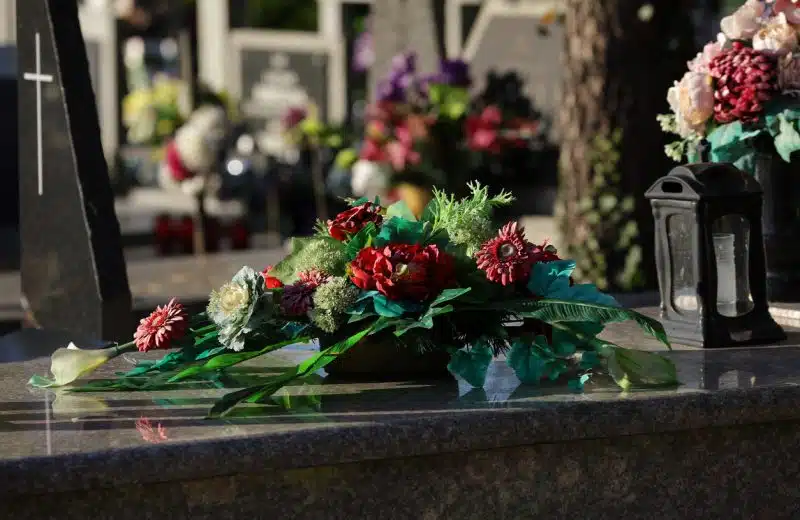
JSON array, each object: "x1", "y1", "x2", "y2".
[{"x1": 29, "y1": 342, "x2": 135, "y2": 388}]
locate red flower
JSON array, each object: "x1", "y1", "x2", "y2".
[
  {"x1": 327, "y1": 202, "x2": 384, "y2": 241},
  {"x1": 349, "y1": 243, "x2": 456, "y2": 301},
  {"x1": 281, "y1": 270, "x2": 330, "y2": 316},
  {"x1": 506, "y1": 118, "x2": 540, "y2": 148},
  {"x1": 529, "y1": 240, "x2": 560, "y2": 263},
  {"x1": 359, "y1": 138, "x2": 388, "y2": 162},
  {"x1": 261, "y1": 265, "x2": 284, "y2": 289},
  {"x1": 475, "y1": 222, "x2": 538, "y2": 286},
  {"x1": 466, "y1": 105, "x2": 503, "y2": 154},
  {"x1": 133, "y1": 298, "x2": 189, "y2": 352}
]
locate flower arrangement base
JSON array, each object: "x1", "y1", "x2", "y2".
[{"x1": 323, "y1": 339, "x2": 452, "y2": 381}]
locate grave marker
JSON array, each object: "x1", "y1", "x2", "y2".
[{"x1": 17, "y1": 0, "x2": 132, "y2": 341}]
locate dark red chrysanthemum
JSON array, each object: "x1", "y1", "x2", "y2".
[
  {"x1": 261, "y1": 265, "x2": 284, "y2": 289},
  {"x1": 133, "y1": 298, "x2": 189, "y2": 352},
  {"x1": 475, "y1": 222, "x2": 536, "y2": 286},
  {"x1": 708, "y1": 42, "x2": 777, "y2": 124},
  {"x1": 281, "y1": 270, "x2": 330, "y2": 316}
]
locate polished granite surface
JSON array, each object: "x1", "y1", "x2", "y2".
[{"x1": 3, "y1": 319, "x2": 800, "y2": 496}]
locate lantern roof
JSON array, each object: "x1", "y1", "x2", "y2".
[{"x1": 645, "y1": 163, "x2": 762, "y2": 202}]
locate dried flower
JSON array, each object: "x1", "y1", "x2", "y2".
[
  {"x1": 753, "y1": 13, "x2": 798, "y2": 56},
  {"x1": 134, "y1": 298, "x2": 189, "y2": 352},
  {"x1": 720, "y1": 0, "x2": 766, "y2": 40},
  {"x1": 666, "y1": 71, "x2": 714, "y2": 137},
  {"x1": 779, "y1": 52, "x2": 800, "y2": 90},
  {"x1": 281, "y1": 270, "x2": 330, "y2": 316},
  {"x1": 475, "y1": 222, "x2": 536, "y2": 286},
  {"x1": 207, "y1": 267, "x2": 271, "y2": 351}
]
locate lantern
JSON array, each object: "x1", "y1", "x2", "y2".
[{"x1": 645, "y1": 162, "x2": 785, "y2": 348}]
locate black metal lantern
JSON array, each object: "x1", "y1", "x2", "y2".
[{"x1": 645, "y1": 162, "x2": 785, "y2": 348}]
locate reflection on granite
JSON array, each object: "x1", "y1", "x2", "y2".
[{"x1": 3, "y1": 317, "x2": 800, "y2": 500}]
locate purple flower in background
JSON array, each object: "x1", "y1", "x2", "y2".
[
  {"x1": 391, "y1": 52, "x2": 417, "y2": 75},
  {"x1": 376, "y1": 79, "x2": 407, "y2": 102},
  {"x1": 437, "y1": 59, "x2": 472, "y2": 88},
  {"x1": 352, "y1": 30, "x2": 374, "y2": 72}
]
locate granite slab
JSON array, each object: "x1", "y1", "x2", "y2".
[{"x1": 3, "y1": 316, "x2": 800, "y2": 502}]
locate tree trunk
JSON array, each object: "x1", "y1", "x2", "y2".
[{"x1": 556, "y1": 0, "x2": 698, "y2": 292}]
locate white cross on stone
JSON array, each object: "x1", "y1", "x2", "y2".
[{"x1": 23, "y1": 32, "x2": 53, "y2": 196}]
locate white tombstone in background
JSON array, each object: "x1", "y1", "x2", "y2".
[
  {"x1": 196, "y1": 0, "x2": 229, "y2": 94},
  {"x1": 0, "y1": 0, "x2": 15, "y2": 44}
]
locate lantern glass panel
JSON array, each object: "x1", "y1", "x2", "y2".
[
  {"x1": 666, "y1": 213, "x2": 697, "y2": 317},
  {"x1": 711, "y1": 214, "x2": 753, "y2": 317}
]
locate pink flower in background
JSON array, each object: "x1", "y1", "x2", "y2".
[
  {"x1": 753, "y1": 13, "x2": 798, "y2": 56},
  {"x1": 360, "y1": 138, "x2": 388, "y2": 162},
  {"x1": 720, "y1": 0, "x2": 766, "y2": 40},
  {"x1": 687, "y1": 41, "x2": 723, "y2": 74},
  {"x1": 386, "y1": 139, "x2": 421, "y2": 171},
  {"x1": 466, "y1": 106, "x2": 503, "y2": 153},
  {"x1": 281, "y1": 270, "x2": 330, "y2": 316},
  {"x1": 770, "y1": 0, "x2": 800, "y2": 25},
  {"x1": 133, "y1": 298, "x2": 188, "y2": 352},
  {"x1": 281, "y1": 106, "x2": 307, "y2": 130}
]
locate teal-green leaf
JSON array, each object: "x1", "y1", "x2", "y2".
[
  {"x1": 774, "y1": 114, "x2": 800, "y2": 162},
  {"x1": 447, "y1": 343, "x2": 493, "y2": 387},
  {"x1": 605, "y1": 346, "x2": 679, "y2": 390},
  {"x1": 507, "y1": 336, "x2": 563, "y2": 384},
  {"x1": 733, "y1": 151, "x2": 757, "y2": 175},
  {"x1": 345, "y1": 222, "x2": 378, "y2": 259},
  {"x1": 568, "y1": 373, "x2": 591, "y2": 391},
  {"x1": 372, "y1": 294, "x2": 407, "y2": 317},
  {"x1": 528, "y1": 260, "x2": 620, "y2": 308},
  {"x1": 385, "y1": 200, "x2": 417, "y2": 221},
  {"x1": 374, "y1": 217, "x2": 427, "y2": 246},
  {"x1": 429, "y1": 287, "x2": 471, "y2": 308}
]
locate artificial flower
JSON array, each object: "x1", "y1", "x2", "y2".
[
  {"x1": 207, "y1": 266, "x2": 271, "y2": 351},
  {"x1": 709, "y1": 43, "x2": 777, "y2": 123},
  {"x1": 769, "y1": 0, "x2": 800, "y2": 26},
  {"x1": 327, "y1": 202, "x2": 384, "y2": 241},
  {"x1": 349, "y1": 243, "x2": 456, "y2": 301},
  {"x1": 753, "y1": 13, "x2": 798, "y2": 56},
  {"x1": 133, "y1": 298, "x2": 189, "y2": 352},
  {"x1": 30, "y1": 342, "x2": 130, "y2": 388},
  {"x1": 720, "y1": 0, "x2": 766, "y2": 41},
  {"x1": 687, "y1": 41, "x2": 723, "y2": 74},
  {"x1": 281, "y1": 270, "x2": 330, "y2": 316},
  {"x1": 466, "y1": 105, "x2": 503, "y2": 153},
  {"x1": 666, "y1": 71, "x2": 714, "y2": 137},
  {"x1": 261, "y1": 266, "x2": 283, "y2": 289},
  {"x1": 311, "y1": 277, "x2": 361, "y2": 332},
  {"x1": 779, "y1": 52, "x2": 800, "y2": 89},
  {"x1": 475, "y1": 221, "x2": 538, "y2": 286}
]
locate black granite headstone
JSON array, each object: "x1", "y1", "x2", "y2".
[{"x1": 17, "y1": 0, "x2": 132, "y2": 341}]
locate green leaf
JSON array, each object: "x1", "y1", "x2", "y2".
[
  {"x1": 497, "y1": 299, "x2": 671, "y2": 349},
  {"x1": 429, "y1": 287, "x2": 472, "y2": 308},
  {"x1": 372, "y1": 294, "x2": 408, "y2": 317},
  {"x1": 428, "y1": 84, "x2": 470, "y2": 119},
  {"x1": 528, "y1": 260, "x2": 619, "y2": 308},
  {"x1": 507, "y1": 336, "x2": 568, "y2": 384},
  {"x1": 447, "y1": 343, "x2": 493, "y2": 387},
  {"x1": 706, "y1": 121, "x2": 763, "y2": 164},
  {"x1": 774, "y1": 113, "x2": 800, "y2": 162},
  {"x1": 345, "y1": 222, "x2": 378, "y2": 259},
  {"x1": 167, "y1": 336, "x2": 310, "y2": 383},
  {"x1": 385, "y1": 200, "x2": 417, "y2": 221},
  {"x1": 207, "y1": 324, "x2": 377, "y2": 418},
  {"x1": 373, "y1": 217, "x2": 428, "y2": 246},
  {"x1": 394, "y1": 304, "x2": 454, "y2": 336},
  {"x1": 605, "y1": 346, "x2": 679, "y2": 390},
  {"x1": 733, "y1": 151, "x2": 757, "y2": 175},
  {"x1": 568, "y1": 373, "x2": 592, "y2": 391}
]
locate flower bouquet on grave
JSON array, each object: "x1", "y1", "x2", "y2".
[
  {"x1": 336, "y1": 52, "x2": 549, "y2": 217},
  {"x1": 122, "y1": 74, "x2": 187, "y2": 147},
  {"x1": 658, "y1": 0, "x2": 800, "y2": 169},
  {"x1": 29, "y1": 184, "x2": 678, "y2": 418}
]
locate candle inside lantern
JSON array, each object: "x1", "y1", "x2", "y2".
[{"x1": 713, "y1": 233, "x2": 737, "y2": 316}]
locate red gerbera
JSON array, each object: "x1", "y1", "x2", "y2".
[
  {"x1": 261, "y1": 265, "x2": 284, "y2": 289},
  {"x1": 281, "y1": 270, "x2": 330, "y2": 316},
  {"x1": 475, "y1": 222, "x2": 536, "y2": 286},
  {"x1": 133, "y1": 298, "x2": 189, "y2": 352}
]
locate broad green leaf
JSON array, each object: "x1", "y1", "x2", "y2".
[
  {"x1": 605, "y1": 346, "x2": 679, "y2": 390},
  {"x1": 168, "y1": 337, "x2": 310, "y2": 383},
  {"x1": 428, "y1": 84, "x2": 470, "y2": 119},
  {"x1": 774, "y1": 114, "x2": 800, "y2": 162},
  {"x1": 385, "y1": 200, "x2": 417, "y2": 221},
  {"x1": 447, "y1": 343, "x2": 493, "y2": 387},
  {"x1": 499, "y1": 299, "x2": 671, "y2": 349},
  {"x1": 372, "y1": 294, "x2": 407, "y2": 317},
  {"x1": 374, "y1": 217, "x2": 428, "y2": 246},
  {"x1": 208, "y1": 324, "x2": 377, "y2": 417},
  {"x1": 706, "y1": 121, "x2": 763, "y2": 163},
  {"x1": 733, "y1": 151, "x2": 757, "y2": 176},
  {"x1": 528, "y1": 260, "x2": 619, "y2": 308},
  {"x1": 394, "y1": 304, "x2": 454, "y2": 336},
  {"x1": 507, "y1": 336, "x2": 568, "y2": 384}
]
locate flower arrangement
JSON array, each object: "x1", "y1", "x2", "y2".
[
  {"x1": 338, "y1": 52, "x2": 548, "y2": 209},
  {"x1": 122, "y1": 74, "x2": 186, "y2": 146},
  {"x1": 30, "y1": 184, "x2": 677, "y2": 417},
  {"x1": 659, "y1": 0, "x2": 800, "y2": 169}
]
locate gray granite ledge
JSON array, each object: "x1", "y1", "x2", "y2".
[{"x1": 4, "y1": 319, "x2": 800, "y2": 496}]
